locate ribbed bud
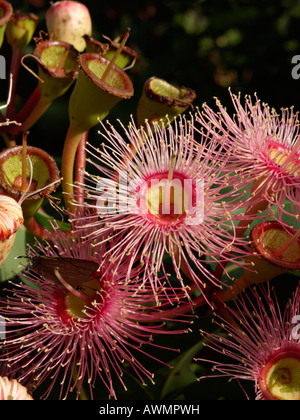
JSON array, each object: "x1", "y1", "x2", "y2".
[{"x1": 0, "y1": 195, "x2": 23, "y2": 266}]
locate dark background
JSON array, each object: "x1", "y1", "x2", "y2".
[{"x1": 1, "y1": 0, "x2": 300, "y2": 157}]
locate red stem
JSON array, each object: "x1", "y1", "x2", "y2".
[
  {"x1": 6, "y1": 47, "x2": 22, "y2": 120},
  {"x1": 24, "y1": 214, "x2": 72, "y2": 241},
  {"x1": 214, "y1": 197, "x2": 269, "y2": 280},
  {"x1": 14, "y1": 85, "x2": 41, "y2": 123},
  {"x1": 1, "y1": 91, "x2": 49, "y2": 136},
  {"x1": 24, "y1": 216, "x2": 53, "y2": 241},
  {"x1": 213, "y1": 274, "x2": 250, "y2": 302}
]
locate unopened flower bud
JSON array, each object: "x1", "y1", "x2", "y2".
[
  {"x1": 46, "y1": 1, "x2": 92, "y2": 52},
  {"x1": 0, "y1": 144, "x2": 61, "y2": 220},
  {"x1": 0, "y1": 195, "x2": 23, "y2": 267},
  {"x1": 0, "y1": 377, "x2": 33, "y2": 400},
  {"x1": 6, "y1": 12, "x2": 38, "y2": 50},
  {"x1": 136, "y1": 76, "x2": 196, "y2": 127},
  {"x1": 0, "y1": 0, "x2": 13, "y2": 48},
  {"x1": 84, "y1": 34, "x2": 137, "y2": 70}
]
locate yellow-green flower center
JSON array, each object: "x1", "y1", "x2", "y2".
[
  {"x1": 260, "y1": 352, "x2": 300, "y2": 400},
  {"x1": 268, "y1": 142, "x2": 300, "y2": 178},
  {"x1": 265, "y1": 357, "x2": 300, "y2": 400},
  {"x1": 139, "y1": 171, "x2": 196, "y2": 226},
  {"x1": 64, "y1": 278, "x2": 100, "y2": 319},
  {"x1": 147, "y1": 179, "x2": 188, "y2": 220}
]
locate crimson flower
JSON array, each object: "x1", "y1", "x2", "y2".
[
  {"x1": 0, "y1": 222, "x2": 189, "y2": 399},
  {"x1": 198, "y1": 91, "x2": 300, "y2": 229},
  {"x1": 197, "y1": 282, "x2": 300, "y2": 400},
  {"x1": 72, "y1": 116, "x2": 252, "y2": 304}
]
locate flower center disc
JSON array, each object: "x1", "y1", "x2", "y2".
[
  {"x1": 259, "y1": 351, "x2": 300, "y2": 400},
  {"x1": 268, "y1": 141, "x2": 300, "y2": 178},
  {"x1": 139, "y1": 171, "x2": 196, "y2": 226},
  {"x1": 58, "y1": 277, "x2": 100, "y2": 321}
]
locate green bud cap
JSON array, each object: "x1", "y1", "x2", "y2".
[
  {"x1": 33, "y1": 40, "x2": 79, "y2": 103},
  {"x1": 0, "y1": 0, "x2": 13, "y2": 48},
  {"x1": 84, "y1": 34, "x2": 137, "y2": 70},
  {"x1": 68, "y1": 52, "x2": 134, "y2": 133},
  {"x1": 6, "y1": 12, "x2": 38, "y2": 50},
  {"x1": 218, "y1": 221, "x2": 300, "y2": 301},
  {"x1": 0, "y1": 145, "x2": 60, "y2": 218},
  {"x1": 136, "y1": 76, "x2": 196, "y2": 127},
  {"x1": 251, "y1": 221, "x2": 300, "y2": 271}
]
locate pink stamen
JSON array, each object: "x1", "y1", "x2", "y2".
[{"x1": 284, "y1": 136, "x2": 300, "y2": 166}]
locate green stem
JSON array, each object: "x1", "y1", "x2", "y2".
[
  {"x1": 74, "y1": 131, "x2": 88, "y2": 205},
  {"x1": 19, "y1": 96, "x2": 51, "y2": 132},
  {"x1": 34, "y1": 209, "x2": 71, "y2": 232},
  {"x1": 61, "y1": 124, "x2": 85, "y2": 212}
]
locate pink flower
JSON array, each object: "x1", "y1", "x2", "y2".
[
  {"x1": 197, "y1": 282, "x2": 300, "y2": 400},
  {"x1": 72, "y1": 116, "x2": 252, "y2": 303},
  {"x1": 198, "y1": 91, "x2": 300, "y2": 227},
  {"x1": 0, "y1": 377, "x2": 33, "y2": 400},
  {"x1": 0, "y1": 223, "x2": 189, "y2": 399}
]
